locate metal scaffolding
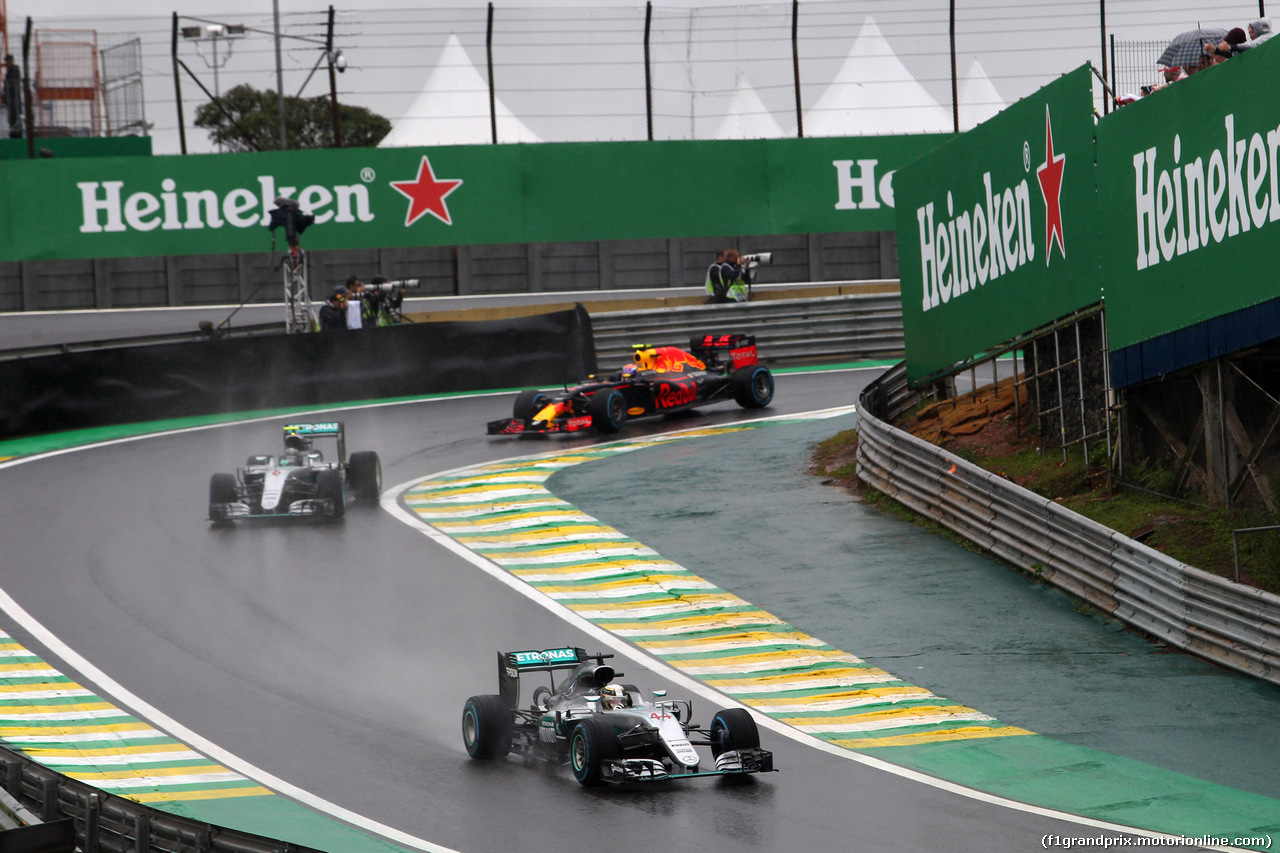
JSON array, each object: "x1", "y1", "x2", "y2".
[{"x1": 33, "y1": 28, "x2": 102, "y2": 137}]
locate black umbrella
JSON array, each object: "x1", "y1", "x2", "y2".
[{"x1": 1157, "y1": 27, "x2": 1229, "y2": 68}]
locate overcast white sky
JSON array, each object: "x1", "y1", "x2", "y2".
[{"x1": 4, "y1": 1, "x2": 1270, "y2": 154}]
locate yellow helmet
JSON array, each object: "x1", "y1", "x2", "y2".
[{"x1": 600, "y1": 684, "x2": 628, "y2": 709}]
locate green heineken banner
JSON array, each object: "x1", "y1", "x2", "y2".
[
  {"x1": 0, "y1": 134, "x2": 947, "y2": 263},
  {"x1": 895, "y1": 65, "x2": 1101, "y2": 385},
  {"x1": 1096, "y1": 43, "x2": 1280, "y2": 353}
]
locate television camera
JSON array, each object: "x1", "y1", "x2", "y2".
[
  {"x1": 267, "y1": 196, "x2": 315, "y2": 249},
  {"x1": 741, "y1": 252, "x2": 772, "y2": 271}
]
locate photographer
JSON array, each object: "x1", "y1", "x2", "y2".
[
  {"x1": 345, "y1": 276, "x2": 372, "y2": 329},
  {"x1": 705, "y1": 249, "x2": 752, "y2": 304},
  {"x1": 365, "y1": 276, "x2": 408, "y2": 326},
  {"x1": 318, "y1": 287, "x2": 348, "y2": 331},
  {"x1": 705, "y1": 249, "x2": 745, "y2": 304}
]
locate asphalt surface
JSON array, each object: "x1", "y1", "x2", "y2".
[{"x1": 0, "y1": 369, "x2": 1157, "y2": 853}]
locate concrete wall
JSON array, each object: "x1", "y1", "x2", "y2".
[{"x1": 0, "y1": 231, "x2": 897, "y2": 312}]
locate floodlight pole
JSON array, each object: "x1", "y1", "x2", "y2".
[{"x1": 274, "y1": 0, "x2": 286, "y2": 149}]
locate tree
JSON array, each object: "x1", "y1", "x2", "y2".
[{"x1": 193, "y1": 84, "x2": 391, "y2": 152}]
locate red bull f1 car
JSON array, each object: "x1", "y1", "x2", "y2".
[
  {"x1": 487, "y1": 333, "x2": 773, "y2": 436},
  {"x1": 207, "y1": 422, "x2": 381, "y2": 523},
  {"x1": 462, "y1": 646, "x2": 774, "y2": 786}
]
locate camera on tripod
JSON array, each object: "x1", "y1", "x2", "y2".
[{"x1": 741, "y1": 252, "x2": 772, "y2": 270}]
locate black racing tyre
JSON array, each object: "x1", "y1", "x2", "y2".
[
  {"x1": 347, "y1": 451, "x2": 382, "y2": 501},
  {"x1": 316, "y1": 469, "x2": 346, "y2": 519},
  {"x1": 732, "y1": 366, "x2": 774, "y2": 409},
  {"x1": 462, "y1": 694, "x2": 513, "y2": 760},
  {"x1": 209, "y1": 473, "x2": 237, "y2": 505},
  {"x1": 710, "y1": 708, "x2": 760, "y2": 757},
  {"x1": 588, "y1": 389, "x2": 627, "y2": 434},
  {"x1": 513, "y1": 389, "x2": 551, "y2": 421},
  {"x1": 569, "y1": 717, "x2": 620, "y2": 786}
]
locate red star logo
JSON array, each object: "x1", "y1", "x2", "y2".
[
  {"x1": 390, "y1": 156, "x2": 463, "y2": 227},
  {"x1": 1036, "y1": 105, "x2": 1066, "y2": 264}
]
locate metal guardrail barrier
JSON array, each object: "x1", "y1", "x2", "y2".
[
  {"x1": 0, "y1": 745, "x2": 322, "y2": 853},
  {"x1": 590, "y1": 292, "x2": 904, "y2": 367},
  {"x1": 856, "y1": 365, "x2": 1280, "y2": 688}
]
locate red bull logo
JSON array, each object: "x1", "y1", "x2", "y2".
[{"x1": 656, "y1": 379, "x2": 698, "y2": 408}]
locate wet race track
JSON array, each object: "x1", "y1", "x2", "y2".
[{"x1": 1, "y1": 367, "x2": 1272, "y2": 852}]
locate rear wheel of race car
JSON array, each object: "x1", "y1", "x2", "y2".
[
  {"x1": 570, "y1": 717, "x2": 619, "y2": 786},
  {"x1": 710, "y1": 708, "x2": 760, "y2": 757},
  {"x1": 316, "y1": 469, "x2": 346, "y2": 519},
  {"x1": 513, "y1": 389, "x2": 551, "y2": 421},
  {"x1": 462, "y1": 694, "x2": 513, "y2": 760},
  {"x1": 347, "y1": 451, "x2": 382, "y2": 501},
  {"x1": 732, "y1": 366, "x2": 774, "y2": 409},
  {"x1": 588, "y1": 389, "x2": 627, "y2": 434}
]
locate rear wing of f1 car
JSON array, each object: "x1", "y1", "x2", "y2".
[
  {"x1": 283, "y1": 422, "x2": 346, "y2": 463},
  {"x1": 498, "y1": 647, "x2": 617, "y2": 709},
  {"x1": 689, "y1": 333, "x2": 759, "y2": 371}
]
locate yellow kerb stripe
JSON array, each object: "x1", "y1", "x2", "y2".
[
  {"x1": 833, "y1": 726, "x2": 1032, "y2": 748},
  {"x1": 126, "y1": 786, "x2": 274, "y2": 803}
]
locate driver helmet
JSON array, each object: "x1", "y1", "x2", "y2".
[
  {"x1": 600, "y1": 684, "x2": 628, "y2": 710},
  {"x1": 620, "y1": 363, "x2": 639, "y2": 378}
]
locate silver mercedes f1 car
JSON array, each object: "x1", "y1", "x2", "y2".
[
  {"x1": 207, "y1": 422, "x2": 381, "y2": 523},
  {"x1": 462, "y1": 646, "x2": 774, "y2": 786}
]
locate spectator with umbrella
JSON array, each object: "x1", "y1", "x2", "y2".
[{"x1": 1156, "y1": 26, "x2": 1227, "y2": 78}]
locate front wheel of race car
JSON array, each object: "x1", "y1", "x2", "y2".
[
  {"x1": 209, "y1": 473, "x2": 237, "y2": 521},
  {"x1": 588, "y1": 389, "x2": 627, "y2": 433},
  {"x1": 347, "y1": 451, "x2": 382, "y2": 501},
  {"x1": 209, "y1": 473, "x2": 237, "y2": 505},
  {"x1": 570, "y1": 717, "x2": 620, "y2": 786},
  {"x1": 462, "y1": 694, "x2": 513, "y2": 760},
  {"x1": 316, "y1": 469, "x2": 346, "y2": 519},
  {"x1": 732, "y1": 366, "x2": 774, "y2": 409},
  {"x1": 513, "y1": 389, "x2": 551, "y2": 421},
  {"x1": 710, "y1": 708, "x2": 761, "y2": 757}
]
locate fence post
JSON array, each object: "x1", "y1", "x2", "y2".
[
  {"x1": 644, "y1": 2, "x2": 654, "y2": 141},
  {"x1": 792, "y1": 0, "x2": 803, "y2": 137}
]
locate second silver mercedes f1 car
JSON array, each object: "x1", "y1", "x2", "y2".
[
  {"x1": 462, "y1": 646, "x2": 774, "y2": 786},
  {"x1": 207, "y1": 422, "x2": 381, "y2": 523}
]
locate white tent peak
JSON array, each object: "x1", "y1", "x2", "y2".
[
  {"x1": 713, "y1": 72, "x2": 785, "y2": 140},
  {"x1": 958, "y1": 59, "x2": 1005, "y2": 130},
  {"x1": 805, "y1": 15, "x2": 951, "y2": 137},
  {"x1": 378, "y1": 33, "x2": 540, "y2": 148}
]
